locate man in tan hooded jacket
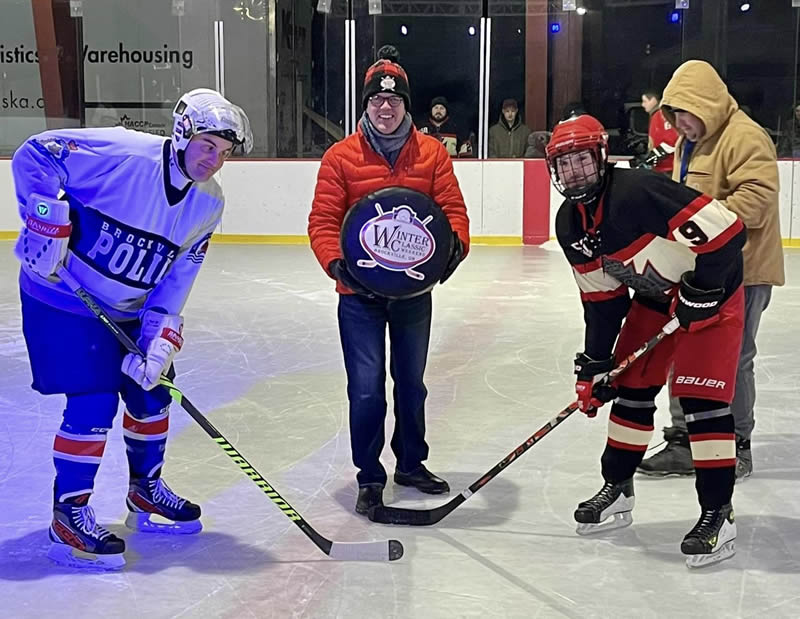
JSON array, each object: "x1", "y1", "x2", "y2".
[{"x1": 638, "y1": 60, "x2": 784, "y2": 480}]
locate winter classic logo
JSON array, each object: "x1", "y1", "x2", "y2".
[{"x1": 358, "y1": 203, "x2": 435, "y2": 281}]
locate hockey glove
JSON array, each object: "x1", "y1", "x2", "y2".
[
  {"x1": 574, "y1": 353, "x2": 617, "y2": 418},
  {"x1": 14, "y1": 194, "x2": 72, "y2": 279},
  {"x1": 122, "y1": 310, "x2": 184, "y2": 391},
  {"x1": 329, "y1": 259, "x2": 376, "y2": 298},
  {"x1": 642, "y1": 145, "x2": 670, "y2": 168},
  {"x1": 672, "y1": 271, "x2": 725, "y2": 332},
  {"x1": 439, "y1": 232, "x2": 464, "y2": 284}
]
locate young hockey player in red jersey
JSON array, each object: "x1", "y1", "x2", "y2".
[{"x1": 546, "y1": 114, "x2": 746, "y2": 568}]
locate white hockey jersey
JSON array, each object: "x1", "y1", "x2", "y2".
[{"x1": 12, "y1": 126, "x2": 224, "y2": 320}]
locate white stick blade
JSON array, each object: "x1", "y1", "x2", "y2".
[{"x1": 327, "y1": 539, "x2": 403, "y2": 561}]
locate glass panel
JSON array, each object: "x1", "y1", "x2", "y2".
[
  {"x1": 272, "y1": 0, "x2": 345, "y2": 158},
  {"x1": 0, "y1": 0, "x2": 79, "y2": 153},
  {"x1": 718, "y1": 0, "x2": 797, "y2": 157},
  {"x1": 790, "y1": 7, "x2": 800, "y2": 158},
  {"x1": 220, "y1": 0, "x2": 272, "y2": 157},
  {"x1": 579, "y1": 2, "x2": 683, "y2": 156},
  {"x1": 80, "y1": 0, "x2": 215, "y2": 142},
  {"x1": 353, "y1": 0, "x2": 482, "y2": 158},
  {"x1": 487, "y1": 3, "x2": 532, "y2": 158}
]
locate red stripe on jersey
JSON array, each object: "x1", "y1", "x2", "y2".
[
  {"x1": 607, "y1": 437, "x2": 649, "y2": 452},
  {"x1": 689, "y1": 218, "x2": 744, "y2": 255},
  {"x1": 689, "y1": 432, "x2": 736, "y2": 443},
  {"x1": 123, "y1": 411, "x2": 169, "y2": 435},
  {"x1": 580, "y1": 286, "x2": 628, "y2": 302},
  {"x1": 53, "y1": 436, "x2": 106, "y2": 457},
  {"x1": 572, "y1": 257, "x2": 604, "y2": 275},
  {"x1": 609, "y1": 414, "x2": 654, "y2": 432},
  {"x1": 693, "y1": 458, "x2": 737, "y2": 469},
  {"x1": 666, "y1": 195, "x2": 713, "y2": 233},
  {"x1": 606, "y1": 233, "x2": 657, "y2": 265}
]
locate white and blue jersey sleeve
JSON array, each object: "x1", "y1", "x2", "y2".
[{"x1": 12, "y1": 126, "x2": 224, "y2": 320}]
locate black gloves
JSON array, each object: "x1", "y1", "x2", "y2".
[
  {"x1": 440, "y1": 232, "x2": 464, "y2": 284},
  {"x1": 672, "y1": 271, "x2": 725, "y2": 332},
  {"x1": 329, "y1": 259, "x2": 375, "y2": 298}
]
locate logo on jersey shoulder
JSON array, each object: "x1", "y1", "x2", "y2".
[
  {"x1": 32, "y1": 137, "x2": 78, "y2": 162},
  {"x1": 664, "y1": 121, "x2": 672, "y2": 130},
  {"x1": 188, "y1": 232, "x2": 212, "y2": 264},
  {"x1": 358, "y1": 203, "x2": 435, "y2": 278},
  {"x1": 675, "y1": 375, "x2": 726, "y2": 389}
]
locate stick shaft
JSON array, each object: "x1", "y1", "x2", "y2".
[
  {"x1": 370, "y1": 317, "x2": 679, "y2": 526},
  {"x1": 55, "y1": 266, "x2": 402, "y2": 560}
]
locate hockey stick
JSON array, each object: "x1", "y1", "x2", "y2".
[
  {"x1": 55, "y1": 265, "x2": 403, "y2": 562},
  {"x1": 369, "y1": 316, "x2": 681, "y2": 526}
]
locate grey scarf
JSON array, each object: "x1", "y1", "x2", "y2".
[{"x1": 360, "y1": 112, "x2": 413, "y2": 167}]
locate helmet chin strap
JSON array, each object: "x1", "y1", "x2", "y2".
[{"x1": 170, "y1": 145, "x2": 193, "y2": 187}]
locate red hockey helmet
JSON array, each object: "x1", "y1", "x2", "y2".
[{"x1": 545, "y1": 114, "x2": 609, "y2": 201}]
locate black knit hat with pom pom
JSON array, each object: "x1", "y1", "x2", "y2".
[{"x1": 362, "y1": 45, "x2": 411, "y2": 110}]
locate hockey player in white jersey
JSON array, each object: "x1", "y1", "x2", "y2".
[{"x1": 11, "y1": 88, "x2": 252, "y2": 570}]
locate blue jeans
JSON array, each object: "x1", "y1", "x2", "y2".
[{"x1": 338, "y1": 293, "x2": 433, "y2": 486}]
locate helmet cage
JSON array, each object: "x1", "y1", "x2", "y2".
[{"x1": 545, "y1": 126, "x2": 608, "y2": 201}]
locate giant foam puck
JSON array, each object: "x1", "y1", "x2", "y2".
[{"x1": 340, "y1": 187, "x2": 453, "y2": 299}]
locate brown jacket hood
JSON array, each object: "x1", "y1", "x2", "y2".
[
  {"x1": 661, "y1": 60, "x2": 738, "y2": 145},
  {"x1": 661, "y1": 60, "x2": 784, "y2": 287}
]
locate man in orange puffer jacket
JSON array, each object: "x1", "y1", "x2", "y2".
[{"x1": 308, "y1": 45, "x2": 470, "y2": 516}]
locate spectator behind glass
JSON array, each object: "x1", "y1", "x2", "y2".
[
  {"x1": 639, "y1": 89, "x2": 678, "y2": 175},
  {"x1": 778, "y1": 103, "x2": 800, "y2": 158},
  {"x1": 418, "y1": 96, "x2": 472, "y2": 157},
  {"x1": 488, "y1": 98, "x2": 531, "y2": 158}
]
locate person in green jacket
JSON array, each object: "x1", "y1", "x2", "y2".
[{"x1": 488, "y1": 99, "x2": 531, "y2": 158}]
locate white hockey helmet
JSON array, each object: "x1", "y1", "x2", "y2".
[{"x1": 172, "y1": 88, "x2": 253, "y2": 154}]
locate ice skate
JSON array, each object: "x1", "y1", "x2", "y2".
[
  {"x1": 126, "y1": 477, "x2": 202, "y2": 534},
  {"x1": 48, "y1": 494, "x2": 126, "y2": 570},
  {"x1": 681, "y1": 503, "x2": 736, "y2": 568},
  {"x1": 574, "y1": 478, "x2": 634, "y2": 535}
]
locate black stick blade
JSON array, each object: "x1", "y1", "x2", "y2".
[{"x1": 368, "y1": 502, "x2": 455, "y2": 526}]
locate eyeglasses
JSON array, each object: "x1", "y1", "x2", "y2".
[{"x1": 368, "y1": 95, "x2": 404, "y2": 108}]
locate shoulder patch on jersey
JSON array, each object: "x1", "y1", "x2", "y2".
[
  {"x1": 188, "y1": 232, "x2": 212, "y2": 264},
  {"x1": 32, "y1": 137, "x2": 77, "y2": 162}
]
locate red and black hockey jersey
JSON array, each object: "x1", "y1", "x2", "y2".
[
  {"x1": 556, "y1": 167, "x2": 745, "y2": 360},
  {"x1": 648, "y1": 108, "x2": 678, "y2": 173}
]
